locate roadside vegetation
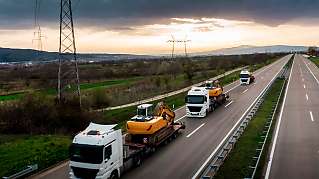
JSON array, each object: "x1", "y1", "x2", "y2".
[
  {"x1": 0, "y1": 53, "x2": 285, "y2": 177},
  {"x1": 214, "y1": 56, "x2": 293, "y2": 179},
  {"x1": 309, "y1": 56, "x2": 319, "y2": 67},
  {"x1": 215, "y1": 78, "x2": 285, "y2": 179},
  {"x1": 0, "y1": 135, "x2": 71, "y2": 177}
]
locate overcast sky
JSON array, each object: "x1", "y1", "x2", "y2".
[{"x1": 0, "y1": 0, "x2": 319, "y2": 54}]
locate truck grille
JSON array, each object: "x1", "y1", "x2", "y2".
[
  {"x1": 241, "y1": 79, "x2": 248, "y2": 82},
  {"x1": 188, "y1": 106, "x2": 202, "y2": 112},
  {"x1": 71, "y1": 167, "x2": 99, "y2": 179}
]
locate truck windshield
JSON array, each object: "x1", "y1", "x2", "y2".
[
  {"x1": 70, "y1": 144, "x2": 103, "y2": 164},
  {"x1": 186, "y1": 95, "x2": 205, "y2": 104},
  {"x1": 240, "y1": 74, "x2": 250, "y2": 78}
]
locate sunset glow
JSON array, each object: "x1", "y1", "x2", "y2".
[{"x1": 1, "y1": 17, "x2": 319, "y2": 54}]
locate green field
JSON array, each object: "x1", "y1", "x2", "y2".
[
  {"x1": 0, "y1": 78, "x2": 139, "y2": 101},
  {"x1": 309, "y1": 56, "x2": 319, "y2": 67},
  {"x1": 214, "y1": 78, "x2": 285, "y2": 179},
  {"x1": 0, "y1": 93, "x2": 24, "y2": 101},
  {"x1": 0, "y1": 135, "x2": 71, "y2": 177}
]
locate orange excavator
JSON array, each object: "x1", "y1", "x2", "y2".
[
  {"x1": 126, "y1": 102, "x2": 184, "y2": 146},
  {"x1": 127, "y1": 102, "x2": 175, "y2": 135}
]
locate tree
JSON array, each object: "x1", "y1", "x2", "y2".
[{"x1": 308, "y1": 46, "x2": 318, "y2": 56}]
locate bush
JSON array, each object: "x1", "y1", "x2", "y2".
[
  {"x1": 0, "y1": 93, "x2": 100, "y2": 135},
  {"x1": 90, "y1": 89, "x2": 111, "y2": 109}
]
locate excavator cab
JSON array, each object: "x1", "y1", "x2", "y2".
[
  {"x1": 205, "y1": 80, "x2": 223, "y2": 97},
  {"x1": 136, "y1": 104, "x2": 154, "y2": 117}
]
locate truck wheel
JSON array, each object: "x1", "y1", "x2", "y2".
[
  {"x1": 134, "y1": 155, "x2": 142, "y2": 167},
  {"x1": 110, "y1": 171, "x2": 119, "y2": 179},
  {"x1": 172, "y1": 132, "x2": 177, "y2": 139}
]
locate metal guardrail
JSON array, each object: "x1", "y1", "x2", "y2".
[
  {"x1": 199, "y1": 61, "x2": 290, "y2": 179},
  {"x1": 3, "y1": 164, "x2": 38, "y2": 179},
  {"x1": 246, "y1": 59, "x2": 291, "y2": 179}
]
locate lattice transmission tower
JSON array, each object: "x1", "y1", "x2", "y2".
[
  {"x1": 167, "y1": 35, "x2": 191, "y2": 59},
  {"x1": 32, "y1": 0, "x2": 46, "y2": 52},
  {"x1": 58, "y1": 0, "x2": 81, "y2": 105}
]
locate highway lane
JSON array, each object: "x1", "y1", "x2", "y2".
[
  {"x1": 266, "y1": 54, "x2": 319, "y2": 179},
  {"x1": 32, "y1": 55, "x2": 290, "y2": 179},
  {"x1": 122, "y1": 55, "x2": 291, "y2": 179}
]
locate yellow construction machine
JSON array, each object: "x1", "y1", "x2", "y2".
[{"x1": 126, "y1": 102, "x2": 176, "y2": 135}]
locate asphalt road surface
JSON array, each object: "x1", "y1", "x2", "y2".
[
  {"x1": 266, "y1": 54, "x2": 319, "y2": 179},
  {"x1": 32, "y1": 55, "x2": 291, "y2": 179}
]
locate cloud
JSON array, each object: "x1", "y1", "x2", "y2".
[{"x1": 0, "y1": 0, "x2": 319, "y2": 30}]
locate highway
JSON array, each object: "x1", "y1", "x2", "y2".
[
  {"x1": 266, "y1": 54, "x2": 319, "y2": 179},
  {"x1": 32, "y1": 55, "x2": 291, "y2": 179}
]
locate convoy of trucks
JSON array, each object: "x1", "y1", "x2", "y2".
[
  {"x1": 240, "y1": 69, "x2": 255, "y2": 85},
  {"x1": 69, "y1": 102, "x2": 185, "y2": 179},
  {"x1": 185, "y1": 80, "x2": 229, "y2": 117},
  {"x1": 69, "y1": 70, "x2": 255, "y2": 178}
]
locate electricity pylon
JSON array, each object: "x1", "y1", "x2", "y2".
[
  {"x1": 32, "y1": 0, "x2": 46, "y2": 52},
  {"x1": 167, "y1": 35, "x2": 191, "y2": 59},
  {"x1": 58, "y1": 0, "x2": 81, "y2": 106}
]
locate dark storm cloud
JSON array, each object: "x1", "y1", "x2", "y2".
[{"x1": 0, "y1": 0, "x2": 319, "y2": 30}]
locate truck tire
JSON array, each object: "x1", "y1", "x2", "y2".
[
  {"x1": 133, "y1": 155, "x2": 142, "y2": 167},
  {"x1": 110, "y1": 171, "x2": 119, "y2": 179}
]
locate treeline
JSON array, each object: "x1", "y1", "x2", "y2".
[{"x1": 0, "y1": 53, "x2": 285, "y2": 91}]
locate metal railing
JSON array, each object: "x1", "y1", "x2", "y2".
[
  {"x1": 3, "y1": 164, "x2": 38, "y2": 179},
  {"x1": 246, "y1": 59, "x2": 291, "y2": 179},
  {"x1": 199, "y1": 60, "x2": 289, "y2": 179}
]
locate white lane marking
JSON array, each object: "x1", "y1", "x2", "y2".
[
  {"x1": 306, "y1": 94, "x2": 309, "y2": 101},
  {"x1": 225, "y1": 100, "x2": 234, "y2": 108},
  {"x1": 265, "y1": 56, "x2": 295, "y2": 179},
  {"x1": 304, "y1": 60, "x2": 319, "y2": 85},
  {"x1": 225, "y1": 84, "x2": 240, "y2": 93},
  {"x1": 176, "y1": 115, "x2": 186, "y2": 122},
  {"x1": 302, "y1": 78, "x2": 304, "y2": 82},
  {"x1": 242, "y1": 89, "x2": 249, "y2": 94},
  {"x1": 193, "y1": 55, "x2": 291, "y2": 179},
  {"x1": 175, "y1": 106, "x2": 185, "y2": 112},
  {"x1": 186, "y1": 123, "x2": 205, "y2": 138},
  {"x1": 303, "y1": 84, "x2": 306, "y2": 89},
  {"x1": 310, "y1": 111, "x2": 314, "y2": 122}
]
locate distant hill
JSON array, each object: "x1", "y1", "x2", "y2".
[
  {"x1": 0, "y1": 47, "x2": 156, "y2": 64},
  {"x1": 194, "y1": 45, "x2": 308, "y2": 56},
  {"x1": 0, "y1": 45, "x2": 309, "y2": 64}
]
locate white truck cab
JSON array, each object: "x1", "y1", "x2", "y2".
[
  {"x1": 69, "y1": 123, "x2": 123, "y2": 179},
  {"x1": 185, "y1": 87, "x2": 209, "y2": 117},
  {"x1": 240, "y1": 70, "x2": 254, "y2": 85}
]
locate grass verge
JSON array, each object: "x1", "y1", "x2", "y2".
[
  {"x1": 214, "y1": 78, "x2": 285, "y2": 179},
  {"x1": 309, "y1": 56, "x2": 319, "y2": 67},
  {"x1": 0, "y1": 135, "x2": 72, "y2": 177}
]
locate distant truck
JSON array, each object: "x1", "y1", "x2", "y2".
[
  {"x1": 69, "y1": 102, "x2": 185, "y2": 179},
  {"x1": 240, "y1": 70, "x2": 255, "y2": 85},
  {"x1": 185, "y1": 80, "x2": 229, "y2": 117}
]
